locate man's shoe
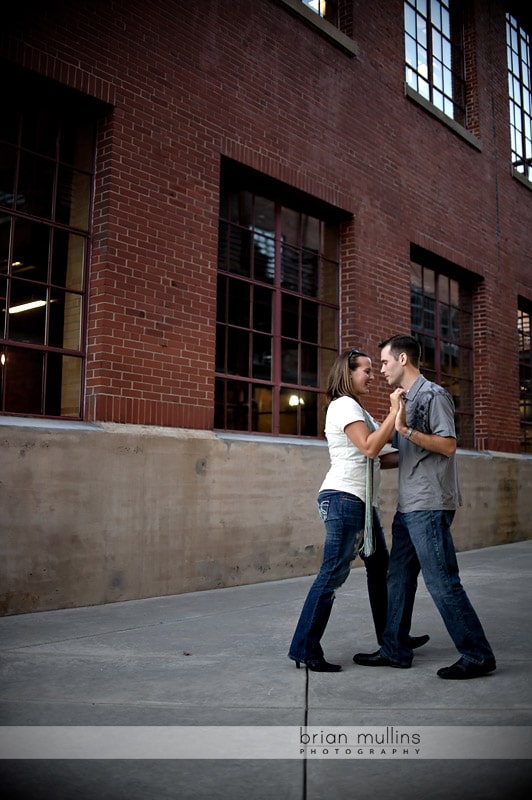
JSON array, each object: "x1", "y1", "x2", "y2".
[
  {"x1": 353, "y1": 651, "x2": 410, "y2": 668},
  {"x1": 437, "y1": 657, "x2": 496, "y2": 680},
  {"x1": 409, "y1": 634, "x2": 430, "y2": 650}
]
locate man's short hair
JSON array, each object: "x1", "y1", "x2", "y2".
[{"x1": 379, "y1": 334, "x2": 421, "y2": 368}]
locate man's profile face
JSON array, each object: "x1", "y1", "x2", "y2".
[{"x1": 380, "y1": 344, "x2": 404, "y2": 387}]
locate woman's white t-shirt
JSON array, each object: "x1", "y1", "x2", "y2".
[{"x1": 319, "y1": 395, "x2": 395, "y2": 506}]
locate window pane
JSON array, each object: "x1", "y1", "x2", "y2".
[
  {"x1": 301, "y1": 250, "x2": 319, "y2": 297},
  {"x1": 405, "y1": 4, "x2": 417, "y2": 38},
  {"x1": 301, "y1": 343, "x2": 318, "y2": 386},
  {"x1": 12, "y1": 219, "x2": 50, "y2": 284},
  {"x1": 301, "y1": 299, "x2": 319, "y2": 343},
  {"x1": 279, "y1": 387, "x2": 302, "y2": 435},
  {"x1": 49, "y1": 289, "x2": 82, "y2": 350},
  {"x1": 421, "y1": 334, "x2": 436, "y2": 371},
  {"x1": 405, "y1": 35, "x2": 417, "y2": 71},
  {"x1": 216, "y1": 274, "x2": 227, "y2": 323},
  {"x1": 225, "y1": 379, "x2": 251, "y2": 431},
  {"x1": 215, "y1": 323, "x2": 226, "y2": 372},
  {"x1": 56, "y1": 167, "x2": 91, "y2": 229},
  {"x1": 3, "y1": 346, "x2": 44, "y2": 414},
  {"x1": 281, "y1": 244, "x2": 300, "y2": 290},
  {"x1": 227, "y1": 279, "x2": 250, "y2": 327},
  {"x1": 51, "y1": 230, "x2": 85, "y2": 291},
  {"x1": 282, "y1": 207, "x2": 300, "y2": 247},
  {"x1": 254, "y1": 196, "x2": 275, "y2": 235},
  {"x1": 227, "y1": 328, "x2": 249, "y2": 376},
  {"x1": 253, "y1": 232, "x2": 275, "y2": 283},
  {"x1": 320, "y1": 258, "x2": 338, "y2": 303},
  {"x1": 8, "y1": 281, "x2": 47, "y2": 344},
  {"x1": 47, "y1": 353, "x2": 82, "y2": 416},
  {"x1": 228, "y1": 226, "x2": 252, "y2": 277},
  {"x1": 0, "y1": 276, "x2": 6, "y2": 337},
  {"x1": 282, "y1": 293, "x2": 299, "y2": 338},
  {"x1": 301, "y1": 215, "x2": 319, "y2": 250},
  {"x1": 282, "y1": 339, "x2": 299, "y2": 383},
  {"x1": 253, "y1": 384, "x2": 272, "y2": 433},
  {"x1": 0, "y1": 144, "x2": 17, "y2": 208},
  {"x1": 253, "y1": 285, "x2": 272, "y2": 332},
  {"x1": 252, "y1": 333, "x2": 272, "y2": 380},
  {"x1": 320, "y1": 306, "x2": 337, "y2": 349},
  {"x1": 17, "y1": 152, "x2": 55, "y2": 219}
]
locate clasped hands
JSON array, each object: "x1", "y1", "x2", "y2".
[{"x1": 389, "y1": 388, "x2": 409, "y2": 435}]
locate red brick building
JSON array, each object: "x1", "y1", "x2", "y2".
[{"x1": 1, "y1": 0, "x2": 531, "y2": 612}]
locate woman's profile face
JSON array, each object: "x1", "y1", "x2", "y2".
[{"x1": 350, "y1": 356, "x2": 375, "y2": 396}]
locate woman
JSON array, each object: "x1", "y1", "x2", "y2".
[{"x1": 288, "y1": 348, "x2": 428, "y2": 672}]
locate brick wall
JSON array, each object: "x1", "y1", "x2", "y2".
[{"x1": 2, "y1": 0, "x2": 532, "y2": 449}]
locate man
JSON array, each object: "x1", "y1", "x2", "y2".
[{"x1": 353, "y1": 334, "x2": 496, "y2": 679}]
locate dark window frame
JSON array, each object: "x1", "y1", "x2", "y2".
[
  {"x1": 506, "y1": 12, "x2": 532, "y2": 183},
  {"x1": 0, "y1": 69, "x2": 99, "y2": 419},
  {"x1": 404, "y1": 0, "x2": 466, "y2": 126},
  {"x1": 410, "y1": 245, "x2": 475, "y2": 448},
  {"x1": 215, "y1": 161, "x2": 342, "y2": 438}
]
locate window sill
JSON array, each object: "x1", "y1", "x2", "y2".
[
  {"x1": 405, "y1": 84, "x2": 482, "y2": 152},
  {"x1": 276, "y1": 0, "x2": 357, "y2": 57},
  {"x1": 216, "y1": 431, "x2": 327, "y2": 446},
  {"x1": 0, "y1": 415, "x2": 101, "y2": 431},
  {"x1": 512, "y1": 170, "x2": 532, "y2": 191}
]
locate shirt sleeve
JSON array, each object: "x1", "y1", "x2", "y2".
[
  {"x1": 428, "y1": 391, "x2": 457, "y2": 438},
  {"x1": 331, "y1": 396, "x2": 365, "y2": 431}
]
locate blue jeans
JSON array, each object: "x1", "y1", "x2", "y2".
[
  {"x1": 381, "y1": 510, "x2": 495, "y2": 667},
  {"x1": 288, "y1": 491, "x2": 389, "y2": 663}
]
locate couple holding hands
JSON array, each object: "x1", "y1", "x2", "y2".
[{"x1": 288, "y1": 335, "x2": 495, "y2": 681}]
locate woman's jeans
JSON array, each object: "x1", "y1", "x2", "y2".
[
  {"x1": 288, "y1": 491, "x2": 389, "y2": 663},
  {"x1": 381, "y1": 510, "x2": 495, "y2": 667}
]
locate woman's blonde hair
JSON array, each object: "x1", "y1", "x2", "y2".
[{"x1": 326, "y1": 348, "x2": 370, "y2": 401}]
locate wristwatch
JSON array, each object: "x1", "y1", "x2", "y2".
[{"x1": 405, "y1": 427, "x2": 414, "y2": 439}]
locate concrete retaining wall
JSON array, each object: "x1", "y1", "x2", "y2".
[{"x1": 1, "y1": 422, "x2": 531, "y2": 615}]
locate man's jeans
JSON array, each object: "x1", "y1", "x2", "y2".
[
  {"x1": 288, "y1": 491, "x2": 389, "y2": 663},
  {"x1": 381, "y1": 510, "x2": 495, "y2": 667}
]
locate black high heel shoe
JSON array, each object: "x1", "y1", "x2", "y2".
[{"x1": 295, "y1": 658, "x2": 342, "y2": 672}]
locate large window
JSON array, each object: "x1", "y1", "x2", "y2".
[
  {"x1": 0, "y1": 74, "x2": 97, "y2": 418},
  {"x1": 410, "y1": 247, "x2": 474, "y2": 447},
  {"x1": 404, "y1": 0, "x2": 465, "y2": 124},
  {"x1": 215, "y1": 163, "x2": 340, "y2": 437},
  {"x1": 518, "y1": 301, "x2": 532, "y2": 453},
  {"x1": 506, "y1": 13, "x2": 532, "y2": 182}
]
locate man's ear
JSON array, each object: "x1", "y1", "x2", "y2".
[{"x1": 399, "y1": 352, "x2": 408, "y2": 366}]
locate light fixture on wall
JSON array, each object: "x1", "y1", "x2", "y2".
[
  {"x1": 8, "y1": 300, "x2": 47, "y2": 314},
  {"x1": 288, "y1": 394, "x2": 305, "y2": 407}
]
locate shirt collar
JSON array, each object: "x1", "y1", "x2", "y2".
[{"x1": 404, "y1": 374, "x2": 427, "y2": 402}]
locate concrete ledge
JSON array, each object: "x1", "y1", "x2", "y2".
[{"x1": 0, "y1": 424, "x2": 530, "y2": 614}]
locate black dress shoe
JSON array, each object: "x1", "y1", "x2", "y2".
[
  {"x1": 353, "y1": 651, "x2": 410, "y2": 668},
  {"x1": 295, "y1": 658, "x2": 342, "y2": 672},
  {"x1": 409, "y1": 634, "x2": 430, "y2": 650},
  {"x1": 437, "y1": 657, "x2": 496, "y2": 680}
]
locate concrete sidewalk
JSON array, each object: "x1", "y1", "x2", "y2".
[{"x1": 0, "y1": 540, "x2": 531, "y2": 799}]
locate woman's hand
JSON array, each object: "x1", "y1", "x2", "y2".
[
  {"x1": 389, "y1": 387, "x2": 405, "y2": 414},
  {"x1": 395, "y1": 397, "x2": 407, "y2": 432}
]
